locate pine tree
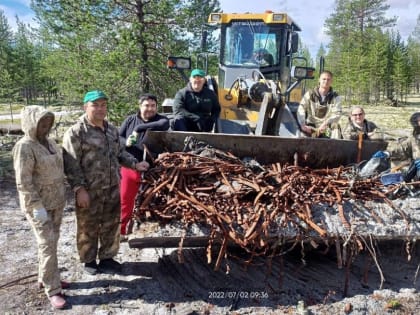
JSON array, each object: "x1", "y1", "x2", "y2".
[
  {"x1": 31, "y1": 0, "x2": 221, "y2": 121},
  {"x1": 408, "y1": 14, "x2": 420, "y2": 93},
  {"x1": 324, "y1": 0, "x2": 396, "y2": 103},
  {"x1": 0, "y1": 10, "x2": 14, "y2": 101}
]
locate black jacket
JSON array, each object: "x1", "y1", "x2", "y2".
[
  {"x1": 172, "y1": 83, "x2": 221, "y2": 122},
  {"x1": 119, "y1": 112, "x2": 169, "y2": 161}
]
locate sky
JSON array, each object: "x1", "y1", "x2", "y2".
[{"x1": 1, "y1": 0, "x2": 419, "y2": 57}]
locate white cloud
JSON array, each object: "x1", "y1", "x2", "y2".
[
  {"x1": 386, "y1": 0, "x2": 416, "y2": 9},
  {"x1": 0, "y1": 4, "x2": 37, "y2": 32}
]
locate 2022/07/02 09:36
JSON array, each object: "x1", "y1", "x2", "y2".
[{"x1": 208, "y1": 290, "x2": 269, "y2": 299}]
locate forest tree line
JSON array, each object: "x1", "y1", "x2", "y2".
[{"x1": 0, "y1": 0, "x2": 419, "y2": 123}]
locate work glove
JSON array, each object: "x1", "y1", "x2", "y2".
[
  {"x1": 415, "y1": 159, "x2": 420, "y2": 170},
  {"x1": 126, "y1": 131, "x2": 138, "y2": 147},
  {"x1": 33, "y1": 208, "x2": 48, "y2": 224},
  {"x1": 372, "y1": 151, "x2": 389, "y2": 159}
]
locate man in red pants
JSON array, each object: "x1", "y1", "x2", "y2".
[{"x1": 119, "y1": 93, "x2": 169, "y2": 235}]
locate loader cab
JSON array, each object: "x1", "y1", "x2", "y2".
[
  {"x1": 220, "y1": 22, "x2": 292, "y2": 87},
  {"x1": 210, "y1": 12, "x2": 301, "y2": 92}
]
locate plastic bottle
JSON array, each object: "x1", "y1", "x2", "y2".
[
  {"x1": 359, "y1": 151, "x2": 390, "y2": 177},
  {"x1": 296, "y1": 300, "x2": 308, "y2": 315}
]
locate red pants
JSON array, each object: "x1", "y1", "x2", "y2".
[{"x1": 120, "y1": 166, "x2": 141, "y2": 235}]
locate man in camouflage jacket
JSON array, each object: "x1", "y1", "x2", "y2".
[
  {"x1": 390, "y1": 112, "x2": 420, "y2": 182},
  {"x1": 297, "y1": 70, "x2": 342, "y2": 139},
  {"x1": 62, "y1": 90, "x2": 148, "y2": 275},
  {"x1": 342, "y1": 106, "x2": 383, "y2": 140}
]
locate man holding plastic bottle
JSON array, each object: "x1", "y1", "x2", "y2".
[{"x1": 119, "y1": 93, "x2": 169, "y2": 236}]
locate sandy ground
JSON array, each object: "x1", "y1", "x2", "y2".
[{"x1": 0, "y1": 173, "x2": 419, "y2": 314}]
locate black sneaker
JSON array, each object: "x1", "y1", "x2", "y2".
[
  {"x1": 84, "y1": 261, "x2": 98, "y2": 275},
  {"x1": 98, "y1": 258, "x2": 122, "y2": 274}
]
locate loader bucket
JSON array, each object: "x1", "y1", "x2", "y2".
[{"x1": 143, "y1": 130, "x2": 387, "y2": 168}]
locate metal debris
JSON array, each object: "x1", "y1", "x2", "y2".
[{"x1": 131, "y1": 144, "x2": 415, "y2": 278}]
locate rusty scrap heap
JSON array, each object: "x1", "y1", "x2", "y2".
[{"x1": 134, "y1": 143, "x2": 412, "y2": 271}]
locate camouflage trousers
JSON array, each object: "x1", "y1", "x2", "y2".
[
  {"x1": 26, "y1": 207, "x2": 63, "y2": 297},
  {"x1": 75, "y1": 186, "x2": 120, "y2": 263}
]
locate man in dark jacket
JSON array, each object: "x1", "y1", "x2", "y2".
[
  {"x1": 119, "y1": 93, "x2": 169, "y2": 235},
  {"x1": 172, "y1": 68, "x2": 221, "y2": 132}
]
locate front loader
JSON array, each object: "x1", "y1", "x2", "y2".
[
  {"x1": 152, "y1": 10, "x2": 386, "y2": 166},
  {"x1": 126, "y1": 13, "x2": 420, "y2": 287}
]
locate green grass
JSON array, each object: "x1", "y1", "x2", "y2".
[
  {"x1": 0, "y1": 119, "x2": 20, "y2": 125},
  {"x1": 0, "y1": 103, "x2": 81, "y2": 116},
  {"x1": 0, "y1": 103, "x2": 25, "y2": 115}
]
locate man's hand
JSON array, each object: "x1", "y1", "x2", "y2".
[
  {"x1": 301, "y1": 124, "x2": 314, "y2": 136},
  {"x1": 135, "y1": 161, "x2": 150, "y2": 172},
  {"x1": 33, "y1": 208, "x2": 48, "y2": 224},
  {"x1": 126, "y1": 132, "x2": 138, "y2": 147},
  {"x1": 76, "y1": 187, "x2": 90, "y2": 209}
]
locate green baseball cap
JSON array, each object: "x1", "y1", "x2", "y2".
[
  {"x1": 190, "y1": 68, "x2": 205, "y2": 78},
  {"x1": 83, "y1": 90, "x2": 108, "y2": 103}
]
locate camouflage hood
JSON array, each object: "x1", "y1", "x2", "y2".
[
  {"x1": 410, "y1": 112, "x2": 420, "y2": 128},
  {"x1": 410, "y1": 112, "x2": 420, "y2": 136},
  {"x1": 21, "y1": 105, "x2": 55, "y2": 140}
]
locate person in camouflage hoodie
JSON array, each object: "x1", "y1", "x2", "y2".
[
  {"x1": 62, "y1": 90, "x2": 148, "y2": 275},
  {"x1": 391, "y1": 112, "x2": 420, "y2": 182},
  {"x1": 13, "y1": 105, "x2": 67, "y2": 309}
]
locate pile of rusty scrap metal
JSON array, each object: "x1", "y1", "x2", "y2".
[{"x1": 132, "y1": 143, "x2": 415, "y2": 272}]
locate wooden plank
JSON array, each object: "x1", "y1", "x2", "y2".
[
  {"x1": 129, "y1": 236, "x2": 213, "y2": 249},
  {"x1": 128, "y1": 234, "x2": 416, "y2": 249}
]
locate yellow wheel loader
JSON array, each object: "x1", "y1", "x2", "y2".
[
  {"x1": 131, "y1": 14, "x2": 420, "y2": 279},
  {"x1": 146, "y1": 10, "x2": 386, "y2": 167}
]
